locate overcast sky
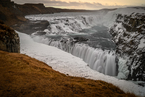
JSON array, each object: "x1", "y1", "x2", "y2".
[{"x1": 11, "y1": 0, "x2": 145, "y2": 10}]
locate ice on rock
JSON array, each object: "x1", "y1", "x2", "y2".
[
  {"x1": 117, "y1": 58, "x2": 129, "y2": 79},
  {"x1": 138, "y1": 39, "x2": 145, "y2": 49}
]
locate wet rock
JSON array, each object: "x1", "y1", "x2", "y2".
[
  {"x1": 14, "y1": 20, "x2": 50, "y2": 35},
  {"x1": 73, "y1": 37, "x2": 88, "y2": 42},
  {"x1": 34, "y1": 31, "x2": 46, "y2": 36}
]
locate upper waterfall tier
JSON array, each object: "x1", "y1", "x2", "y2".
[{"x1": 25, "y1": 8, "x2": 145, "y2": 35}]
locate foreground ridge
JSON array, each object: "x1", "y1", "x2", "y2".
[{"x1": 0, "y1": 50, "x2": 136, "y2": 97}]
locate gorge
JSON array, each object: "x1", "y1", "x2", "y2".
[
  {"x1": 16, "y1": 8, "x2": 145, "y2": 82},
  {"x1": 0, "y1": 0, "x2": 145, "y2": 96}
]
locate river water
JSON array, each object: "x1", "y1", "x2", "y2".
[{"x1": 25, "y1": 13, "x2": 117, "y2": 76}]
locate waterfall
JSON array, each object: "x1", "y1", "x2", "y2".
[{"x1": 48, "y1": 40, "x2": 117, "y2": 76}]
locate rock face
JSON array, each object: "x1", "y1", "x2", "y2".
[
  {"x1": 110, "y1": 13, "x2": 145, "y2": 81},
  {"x1": 0, "y1": 21, "x2": 20, "y2": 53}
]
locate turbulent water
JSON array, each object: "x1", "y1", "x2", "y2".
[
  {"x1": 79, "y1": 26, "x2": 115, "y2": 50},
  {"x1": 26, "y1": 11, "x2": 118, "y2": 76},
  {"x1": 46, "y1": 26, "x2": 117, "y2": 76}
]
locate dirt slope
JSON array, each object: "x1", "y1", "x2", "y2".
[{"x1": 0, "y1": 50, "x2": 136, "y2": 97}]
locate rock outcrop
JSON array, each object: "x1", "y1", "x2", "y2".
[
  {"x1": 0, "y1": 21, "x2": 20, "y2": 53},
  {"x1": 110, "y1": 13, "x2": 145, "y2": 81}
]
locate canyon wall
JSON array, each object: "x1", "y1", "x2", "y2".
[{"x1": 110, "y1": 13, "x2": 145, "y2": 81}]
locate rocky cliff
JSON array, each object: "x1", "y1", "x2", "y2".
[
  {"x1": 110, "y1": 13, "x2": 145, "y2": 81},
  {"x1": 0, "y1": 21, "x2": 20, "y2": 53}
]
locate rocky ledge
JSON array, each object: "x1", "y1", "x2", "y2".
[{"x1": 0, "y1": 21, "x2": 20, "y2": 53}]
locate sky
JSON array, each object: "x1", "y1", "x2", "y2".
[{"x1": 12, "y1": 0, "x2": 145, "y2": 10}]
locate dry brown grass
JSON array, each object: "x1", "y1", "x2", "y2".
[{"x1": 0, "y1": 50, "x2": 137, "y2": 97}]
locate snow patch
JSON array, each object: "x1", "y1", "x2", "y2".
[{"x1": 138, "y1": 39, "x2": 145, "y2": 48}]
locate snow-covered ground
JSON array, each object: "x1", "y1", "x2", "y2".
[{"x1": 17, "y1": 31, "x2": 145, "y2": 96}]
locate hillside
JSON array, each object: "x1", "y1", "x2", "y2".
[{"x1": 0, "y1": 50, "x2": 136, "y2": 97}]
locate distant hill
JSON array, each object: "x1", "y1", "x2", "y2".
[{"x1": 0, "y1": 0, "x2": 90, "y2": 26}]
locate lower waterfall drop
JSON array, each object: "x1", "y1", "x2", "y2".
[
  {"x1": 48, "y1": 40, "x2": 117, "y2": 76},
  {"x1": 71, "y1": 44, "x2": 117, "y2": 76}
]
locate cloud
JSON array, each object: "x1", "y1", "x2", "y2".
[
  {"x1": 44, "y1": 0, "x2": 125, "y2": 9},
  {"x1": 42, "y1": 0, "x2": 120, "y2": 9},
  {"x1": 42, "y1": 0, "x2": 103, "y2": 7},
  {"x1": 12, "y1": 0, "x2": 126, "y2": 10}
]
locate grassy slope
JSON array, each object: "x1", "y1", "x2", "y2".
[{"x1": 0, "y1": 50, "x2": 136, "y2": 97}]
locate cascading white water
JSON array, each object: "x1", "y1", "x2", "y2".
[
  {"x1": 48, "y1": 40, "x2": 117, "y2": 76},
  {"x1": 29, "y1": 11, "x2": 117, "y2": 76}
]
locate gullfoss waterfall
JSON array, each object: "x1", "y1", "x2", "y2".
[
  {"x1": 24, "y1": 8, "x2": 145, "y2": 81},
  {"x1": 28, "y1": 14, "x2": 118, "y2": 76}
]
